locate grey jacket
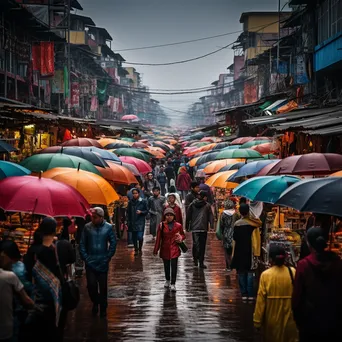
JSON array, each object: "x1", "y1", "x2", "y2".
[{"x1": 186, "y1": 199, "x2": 214, "y2": 232}]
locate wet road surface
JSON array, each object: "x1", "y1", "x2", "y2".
[{"x1": 64, "y1": 231, "x2": 256, "y2": 342}]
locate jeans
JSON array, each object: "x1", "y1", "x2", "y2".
[
  {"x1": 163, "y1": 258, "x2": 178, "y2": 285},
  {"x1": 238, "y1": 272, "x2": 254, "y2": 297},
  {"x1": 127, "y1": 231, "x2": 133, "y2": 245},
  {"x1": 192, "y1": 232, "x2": 208, "y2": 264},
  {"x1": 132, "y1": 231, "x2": 144, "y2": 251},
  {"x1": 86, "y1": 267, "x2": 108, "y2": 309},
  {"x1": 180, "y1": 190, "x2": 188, "y2": 200},
  {"x1": 160, "y1": 183, "x2": 166, "y2": 196}
]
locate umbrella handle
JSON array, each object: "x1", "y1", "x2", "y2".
[{"x1": 78, "y1": 163, "x2": 81, "y2": 171}]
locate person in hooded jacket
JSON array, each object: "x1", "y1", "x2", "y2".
[
  {"x1": 292, "y1": 226, "x2": 342, "y2": 342},
  {"x1": 176, "y1": 166, "x2": 192, "y2": 200},
  {"x1": 186, "y1": 190, "x2": 214, "y2": 269},
  {"x1": 185, "y1": 181, "x2": 200, "y2": 213}
]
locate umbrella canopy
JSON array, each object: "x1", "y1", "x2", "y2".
[
  {"x1": 222, "y1": 145, "x2": 242, "y2": 150},
  {"x1": 267, "y1": 153, "x2": 342, "y2": 176},
  {"x1": 121, "y1": 115, "x2": 138, "y2": 121},
  {"x1": 98, "y1": 138, "x2": 131, "y2": 147},
  {"x1": 0, "y1": 175, "x2": 89, "y2": 217},
  {"x1": 119, "y1": 156, "x2": 152, "y2": 174},
  {"x1": 198, "y1": 143, "x2": 218, "y2": 152},
  {"x1": 105, "y1": 142, "x2": 132, "y2": 149},
  {"x1": 0, "y1": 161, "x2": 31, "y2": 180},
  {"x1": 228, "y1": 160, "x2": 279, "y2": 182},
  {"x1": 201, "y1": 137, "x2": 221, "y2": 143},
  {"x1": 276, "y1": 177, "x2": 342, "y2": 216},
  {"x1": 80, "y1": 147, "x2": 121, "y2": 162},
  {"x1": 151, "y1": 142, "x2": 170, "y2": 152},
  {"x1": 204, "y1": 159, "x2": 244, "y2": 175},
  {"x1": 61, "y1": 138, "x2": 102, "y2": 148},
  {"x1": 212, "y1": 142, "x2": 231, "y2": 150},
  {"x1": 217, "y1": 162, "x2": 245, "y2": 172},
  {"x1": 256, "y1": 160, "x2": 281, "y2": 176},
  {"x1": 197, "y1": 162, "x2": 212, "y2": 170},
  {"x1": 215, "y1": 149, "x2": 263, "y2": 160},
  {"x1": 233, "y1": 176, "x2": 300, "y2": 204},
  {"x1": 251, "y1": 143, "x2": 278, "y2": 155},
  {"x1": 240, "y1": 140, "x2": 272, "y2": 149},
  {"x1": 97, "y1": 161, "x2": 138, "y2": 185},
  {"x1": 120, "y1": 137, "x2": 136, "y2": 142},
  {"x1": 231, "y1": 137, "x2": 271, "y2": 145},
  {"x1": 20, "y1": 153, "x2": 101, "y2": 175},
  {"x1": 263, "y1": 154, "x2": 277, "y2": 160},
  {"x1": 0, "y1": 140, "x2": 18, "y2": 153},
  {"x1": 190, "y1": 142, "x2": 210, "y2": 147},
  {"x1": 40, "y1": 146, "x2": 108, "y2": 168},
  {"x1": 195, "y1": 152, "x2": 220, "y2": 166},
  {"x1": 43, "y1": 168, "x2": 119, "y2": 206},
  {"x1": 205, "y1": 170, "x2": 239, "y2": 189},
  {"x1": 189, "y1": 157, "x2": 200, "y2": 167},
  {"x1": 132, "y1": 142, "x2": 149, "y2": 148},
  {"x1": 114, "y1": 148, "x2": 151, "y2": 162},
  {"x1": 120, "y1": 162, "x2": 140, "y2": 176}
]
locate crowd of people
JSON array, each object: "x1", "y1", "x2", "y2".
[{"x1": 1, "y1": 152, "x2": 342, "y2": 342}]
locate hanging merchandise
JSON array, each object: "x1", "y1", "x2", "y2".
[
  {"x1": 90, "y1": 96, "x2": 98, "y2": 112},
  {"x1": 97, "y1": 80, "x2": 108, "y2": 105},
  {"x1": 63, "y1": 128, "x2": 72, "y2": 142},
  {"x1": 32, "y1": 42, "x2": 55, "y2": 77}
]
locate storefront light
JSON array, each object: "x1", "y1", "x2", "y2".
[{"x1": 24, "y1": 124, "x2": 35, "y2": 129}]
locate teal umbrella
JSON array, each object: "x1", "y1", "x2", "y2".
[
  {"x1": 222, "y1": 145, "x2": 242, "y2": 150},
  {"x1": 114, "y1": 148, "x2": 151, "y2": 162},
  {"x1": 240, "y1": 140, "x2": 272, "y2": 149},
  {"x1": 233, "y1": 176, "x2": 300, "y2": 204},
  {"x1": 215, "y1": 149, "x2": 263, "y2": 160},
  {"x1": 120, "y1": 138, "x2": 136, "y2": 142},
  {"x1": 20, "y1": 153, "x2": 101, "y2": 175},
  {"x1": 0, "y1": 161, "x2": 31, "y2": 180}
]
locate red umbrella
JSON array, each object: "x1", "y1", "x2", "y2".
[
  {"x1": 256, "y1": 160, "x2": 281, "y2": 176},
  {"x1": 0, "y1": 175, "x2": 90, "y2": 217},
  {"x1": 61, "y1": 138, "x2": 102, "y2": 148},
  {"x1": 231, "y1": 137, "x2": 271, "y2": 145},
  {"x1": 132, "y1": 142, "x2": 149, "y2": 149},
  {"x1": 267, "y1": 153, "x2": 342, "y2": 176},
  {"x1": 251, "y1": 142, "x2": 277, "y2": 154},
  {"x1": 121, "y1": 114, "x2": 138, "y2": 121},
  {"x1": 119, "y1": 156, "x2": 152, "y2": 174}
]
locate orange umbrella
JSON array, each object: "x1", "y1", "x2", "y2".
[
  {"x1": 201, "y1": 137, "x2": 221, "y2": 143},
  {"x1": 148, "y1": 146, "x2": 166, "y2": 154},
  {"x1": 43, "y1": 168, "x2": 119, "y2": 205},
  {"x1": 251, "y1": 142, "x2": 277, "y2": 155},
  {"x1": 205, "y1": 170, "x2": 239, "y2": 189},
  {"x1": 330, "y1": 171, "x2": 342, "y2": 177},
  {"x1": 204, "y1": 159, "x2": 244, "y2": 174},
  {"x1": 146, "y1": 149, "x2": 165, "y2": 159},
  {"x1": 96, "y1": 161, "x2": 138, "y2": 185},
  {"x1": 199, "y1": 143, "x2": 218, "y2": 152},
  {"x1": 189, "y1": 157, "x2": 201, "y2": 167}
]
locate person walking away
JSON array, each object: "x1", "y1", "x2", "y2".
[
  {"x1": 148, "y1": 187, "x2": 166, "y2": 240},
  {"x1": 186, "y1": 190, "x2": 214, "y2": 269},
  {"x1": 165, "y1": 161, "x2": 176, "y2": 189},
  {"x1": 231, "y1": 204, "x2": 261, "y2": 301},
  {"x1": 176, "y1": 166, "x2": 192, "y2": 201},
  {"x1": 144, "y1": 172, "x2": 160, "y2": 198},
  {"x1": 220, "y1": 200, "x2": 236, "y2": 271},
  {"x1": 172, "y1": 155, "x2": 181, "y2": 179},
  {"x1": 254, "y1": 244, "x2": 298, "y2": 342},
  {"x1": 80, "y1": 207, "x2": 117, "y2": 317},
  {"x1": 292, "y1": 226, "x2": 342, "y2": 342},
  {"x1": 157, "y1": 166, "x2": 168, "y2": 196},
  {"x1": 165, "y1": 193, "x2": 183, "y2": 225},
  {"x1": 127, "y1": 188, "x2": 149, "y2": 256},
  {"x1": 153, "y1": 208, "x2": 185, "y2": 292},
  {"x1": 185, "y1": 181, "x2": 200, "y2": 212}
]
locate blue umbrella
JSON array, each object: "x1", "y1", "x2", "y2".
[
  {"x1": 0, "y1": 140, "x2": 17, "y2": 153},
  {"x1": 81, "y1": 147, "x2": 121, "y2": 162},
  {"x1": 233, "y1": 176, "x2": 300, "y2": 204},
  {"x1": 0, "y1": 161, "x2": 31, "y2": 180},
  {"x1": 217, "y1": 162, "x2": 245, "y2": 172},
  {"x1": 228, "y1": 160, "x2": 279, "y2": 182}
]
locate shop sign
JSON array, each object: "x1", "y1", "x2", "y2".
[
  {"x1": 295, "y1": 55, "x2": 309, "y2": 85},
  {"x1": 70, "y1": 82, "x2": 80, "y2": 108}
]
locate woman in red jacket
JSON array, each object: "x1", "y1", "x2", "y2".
[
  {"x1": 153, "y1": 207, "x2": 186, "y2": 292},
  {"x1": 176, "y1": 167, "x2": 192, "y2": 201}
]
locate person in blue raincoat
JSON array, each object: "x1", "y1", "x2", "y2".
[{"x1": 127, "y1": 188, "x2": 149, "y2": 256}]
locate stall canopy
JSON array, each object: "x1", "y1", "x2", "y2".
[{"x1": 263, "y1": 99, "x2": 289, "y2": 113}]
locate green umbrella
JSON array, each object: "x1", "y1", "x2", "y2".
[
  {"x1": 20, "y1": 153, "x2": 101, "y2": 175},
  {"x1": 114, "y1": 148, "x2": 151, "y2": 162},
  {"x1": 120, "y1": 138, "x2": 136, "y2": 142},
  {"x1": 240, "y1": 140, "x2": 272, "y2": 149},
  {"x1": 215, "y1": 149, "x2": 263, "y2": 160},
  {"x1": 263, "y1": 154, "x2": 277, "y2": 159}
]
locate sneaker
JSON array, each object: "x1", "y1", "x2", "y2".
[
  {"x1": 242, "y1": 297, "x2": 248, "y2": 301},
  {"x1": 170, "y1": 285, "x2": 176, "y2": 292},
  {"x1": 248, "y1": 297, "x2": 255, "y2": 302},
  {"x1": 199, "y1": 263, "x2": 207, "y2": 269},
  {"x1": 92, "y1": 304, "x2": 98, "y2": 316},
  {"x1": 127, "y1": 244, "x2": 134, "y2": 248},
  {"x1": 164, "y1": 281, "x2": 170, "y2": 288},
  {"x1": 225, "y1": 268, "x2": 232, "y2": 272}
]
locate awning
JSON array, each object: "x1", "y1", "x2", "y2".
[
  {"x1": 259, "y1": 101, "x2": 273, "y2": 110},
  {"x1": 303, "y1": 125, "x2": 342, "y2": 136},
  {"x1": 263, "y1": 99, "x2": 288, "y2": 112}
]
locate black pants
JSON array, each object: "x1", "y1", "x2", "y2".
[
  {"x1": 86, "y1": 267, "x2": 108, "y2": 309},
  {"x1": 163, "y1": 258, "x2": 178, "y2": 285},
  {"x1": 192, "y1": 232, "x2": 208, "y2": 264}
]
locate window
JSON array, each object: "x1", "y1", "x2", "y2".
[
  {"x1": 331, "y1": 0, "x2": 342, "y2": 37},
  {"x1": 248, "y1": 32, "x2": 256, "y2": 48}
]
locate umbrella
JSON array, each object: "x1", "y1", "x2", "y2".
[
  {"x1": 263, "y1": 154, "x2": 277, "y2": 159},
  {"x1": 97, "y1": 161, "x2": 138, "y2": 185},
  {"x1": 256, "y1": 160, "x2": 281, "y2": 176},
  {"x1": 40, "y1": 146, "x2": 108, "y2": 168},
  {"x1": 0, "y1": 140, "x2": 17, "y2": 153},
  {"x1": 98, "y1": 138, "x2": 131, "y2": 147},
  {"x1": 189, "y1": 157, "x2": 200, "y2": 167},
  {"x1": 240, "y1": 140, "x2": 273, "y2": 149},
  {"x1": 120, "y1": 162, "x2": 140, "y2": 177},
  {"x1": 121, "y1": 115, "x2": 138, "y2": 121},
  {"x1": 205, "y1": 170, "x2": 239, "y2": 189},
  {"x1": 233, "y1": 176, "x2": 300, "y2": 204},
  {"x1": 120, "y1": 137, "x2": 136, "y2": 142},
  {"x1": 190, "y1": 142, "x2": 210, "y2": 147},
  {"x1": 119, "y1": 156, "x2": 152, "y2": 174},
  {"x1": 132, "y1": 142, "x2": 149, "y2": 148},
  {"x1": 217, "y1": 162, "x2": 245, "y2": 172},
  {"x1": 0, "y1": 161, "x2": 31, "y2": 180},
  {"x1": 275, "y1": 177, "x2": 342, "y2": 216},
  {"x1": 43, "y1": 168, "x2": 118, "y2": 205},
  {"x1": 204, "y1": 159, "x2": 244, "y2": 175},
  {"x1": 231, "y1": 137, "x2": 271, "y2": 145},
  {"x1": 267, "y1": 153, "x2": 342, "y2": 176},
  {"x1": 228, "y1": 160, "x2": 279, "y2": 182},
  {"x1": 61, "y1": 138, "x2": 102, "y2": 148},
  {"x1": 20, "y1": 153, "x2": 101, "y2": 175},
  {"x1": 251, "y1": 143, "x2": 278, "y2": 155},
  {"x1": 215, "y1": 149, "x2": 263, "y2": 160},
  {"x1": 195, "y1": 152, "x2": 220, "y2": 166},
  {"x1": 114, "y1": 148, "x2": 151, "y2": 162},
  {"x1": 105, "y1": 142, "x2": 132, "y2": 149},
  {"x1": 197, "y1": 162, "x2": 212, "y2": 170},
  {"x1": 198, "y1": 143, "x2": 218, "y2": 152},
  {"x1": 0, "y1": 175, "x2": 89, "y2": 217},
  {"x1": 80, "y1": 147, "x2": 121, "y2": 162},
  {"x1": 201, "y1": 137, "x2": 221, "y2": 142},
  {"x1": 222, "y1": 145, "x2": 242, "y2": 150},
  {"x1": 212, "y1": 142, "x2": 231, "y2": 150}
]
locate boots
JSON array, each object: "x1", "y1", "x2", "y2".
[{"x1": 138, "y1": 239, "x2": 144, "y2": 254}]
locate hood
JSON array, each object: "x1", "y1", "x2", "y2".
[
  {"x1": 306, "y1": 252, "x2": 342, "y2": 277},
  {"x1": 193, "y1": 199, "x2": 207, "y2": 208}
]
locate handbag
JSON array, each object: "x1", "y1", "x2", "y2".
[
  {"x1": 161, "y1": 222, "x2": 188, "y2": 254},
  {"x1": 55, "y1": 241, "x2": 80, "y2": 311}
]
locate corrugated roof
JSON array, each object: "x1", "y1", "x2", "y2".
[{"x1": 303, "y1": 125, "x2": 342, "y2": 136}]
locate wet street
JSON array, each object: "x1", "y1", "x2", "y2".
[{"x1": 65, "y1": 232, "x2": 255, "y2": 342}]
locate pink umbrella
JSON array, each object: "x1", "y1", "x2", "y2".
[
  {"x1": 256, "y1": 160, "x2": 281, "y2": 176},
  {"x1": 231, "y1": 137, "x2": 271, "y2": 145},
  {"x1": 0, "y1": 175, "x2": 90, "y2": 217},
  {"x1": 119, "y1": 156, "x2": 152, "y2": 174},
  {"x1": 251, "y1": 143, "x2": 277, "y2": 154},
  {"x1": 121, "y1": 115, "x2": 138, "y2": 121},
  {"x1": 267, "y1": 153, "x2": 342, "y2": 176},
  {"x1": 132, "y1": 142, "x2": 149, "y2": 149},
  {"x1": 61, "y1": 138, "x2": 102, "y2": 148}
]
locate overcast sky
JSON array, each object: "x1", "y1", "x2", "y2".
[{"x1": 79, "y1": 0, "x2": 288, "y2": 117}]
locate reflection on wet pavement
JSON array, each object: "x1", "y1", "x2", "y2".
[{"x1": 65, "y1": 233, "x2": 255, "y2": 341}]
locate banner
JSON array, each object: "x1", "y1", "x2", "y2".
[
  {"x1": 32, "y1": 42, "x2": 55, "y2": 77},
  {"x1": 70, "y1": 82, "x2": 80, "y2": 108},
  {"x1": 52, "y1": 70, "x2": 64, "y2": 94}
]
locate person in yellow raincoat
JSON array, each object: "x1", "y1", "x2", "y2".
[{"x1": 253, "y1": 244, "x2": 298, "y2": 342}]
